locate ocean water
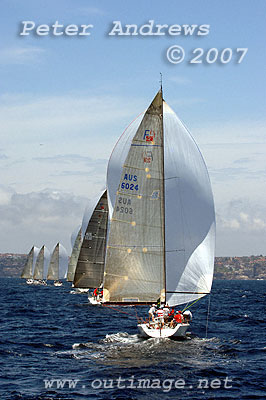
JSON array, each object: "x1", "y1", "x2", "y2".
[{"x1": 0, "y1": 278, "x2": 265, "y2": 400}]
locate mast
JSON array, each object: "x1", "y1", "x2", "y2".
[{"x1": 160, "y1": 78, "x2": 167, "y2": 305}]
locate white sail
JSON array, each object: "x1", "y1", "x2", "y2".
[
  {"x1": 33, "y1": 245, "x2": 51, "y2": 280},
  {"x1": 47, "y1": 243, "x2": 68, "y2": 280},
  {"x1": 105, "y1": 90, "x2": 215, "y2": 306},
  {"x1": 70, "y1": 225, "x2": 81, "y2": 248},
  {"x1": 67, "y1": 228, "x2": 82, "y2": 282},
  {"x1": 21, "y1": 246, "x2": 40, "y2": 279},
  {"x1": 163, "y1": 103, "x2": 215, "y2": 306}
]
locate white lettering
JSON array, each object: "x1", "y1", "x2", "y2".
[
  {"x1": 65, "y1": 24, "x2": 78, "y2": 36},
  {"x1": 168, "y1": 24, "x2": 181, "y2": 35},
  {"x1": 154, "y1": 23, "x2": 168, "y2": 36},
  {"x1": 139, "y1": 20, "x2": 155, "y2": 36},
  {"x1": 183, "y1": 24, "x2": 197, "y2": 35},
  {"x1": 20, "y1": 21, "x2": 35, "y2": 36},
  {"x1": 162, "y1": 379, "x2": 174, "y2": 393},
  {"x1": 52, "y1": 21, "x2": 64, "y2": 36},
  {"x1": 36, "y1": 24, "x2": 49, "y2": 35},
  {"x1": 124, "y1": 24, "x2": 138, "y2": 36},
  {"x1": 175, "y1": 378, "x2": 185, "y2": 389},
  {"x1": 198, "y1": 24, "x2": 210, "y2": 36},
  {"x1": 109, "y1": 21, "x2": 124, "y2": 35},
  {"x1": 79, "y1": 24, "x2": 94, "y2": 36}
]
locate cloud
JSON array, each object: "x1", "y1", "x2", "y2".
[
  {"x1": 33, "y1": 154, "x2": 107, "y2": 166},
  {"x1": 0, "y1": 186, "x2": 89, "y2": 253},
  {"x1": 217, "y1": 198, "x2": 266, "y2": 233},
  {"x1": 0, "y1": 46, "x2": 45, "y2": 65}
]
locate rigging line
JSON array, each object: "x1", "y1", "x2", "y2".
[
  {"x1": 182, "y1": 297, "x2": 202, "y2": 312},
  {"x1": 205, "y1": 293, "x2": 211, "y2": 339},
  {"x1": 101, "y1": 303, "x2": 132, "y2": 315}
]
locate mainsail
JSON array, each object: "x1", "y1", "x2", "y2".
[
  {"x1": 47, "y1": 243, "x2": 68, "y2": 280},
  {"x1": 67, "y1": 227, "x2": 82, "y2": 282},
  {"x1": 104, "y1": 91, "x2": 165, "y2": 303},
  {"x1": 73, "y1": 190, "x2": 109, "y2": 289},
  {"x1": 104, "y1": 89, "x2": 215, "y2": 306},
  {"x1": 21, "y1": 246, "x2": 40, "y2": 279},
  {"x1": 33, "y1": 245, "x2": 51, "y2": 280}
]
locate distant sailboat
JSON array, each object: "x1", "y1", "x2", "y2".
[
  {"x1": 21, "y1": 246, "x2": 40, "y2": 284},
  {"x1": 73, "y1": 190, "x2": 108, "y2": 296},
  {"x1": 33, "y1": 245, "x2": 51, "y2": 285},
  {"x1": 47, "y1": 243, "x2": 68, "y2": 286},
  {"x1": 67, "y1": 227, "x2": 82, "y2": 282},
  {"x1": 103, "y1": 88, "x2": 215, "y2": 338}
]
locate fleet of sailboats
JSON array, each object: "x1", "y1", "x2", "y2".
[{"x1": 21, "y1": 85, "x2": 215, "y2": 339}]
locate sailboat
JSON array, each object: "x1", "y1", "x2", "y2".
[
  {"x1": 102, "y1": 88, "x2": 215, "y2": 338},
  {"x1": 33, "y1": 245, "x2": 51, "y2": 285},
  {"x1": 67, "y1": 227, "x2": 82, "y2": 282},
  {"x1": 21, "y1": 246, "x2": 40, "y2": 284},
  {"x1": 73, "y1": 190, "x2": 109, "y2": 300},
  {"x1": 47, "y1": 243, "x2": 68, "y2": 286}
]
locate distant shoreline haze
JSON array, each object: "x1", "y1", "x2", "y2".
[{"x1": 0, "y1": 253, "x2": 265, "y2": 280}]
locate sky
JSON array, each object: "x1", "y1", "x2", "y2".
[{"x1": 0, "y1": 0, "x2": 265, "y2": 256}]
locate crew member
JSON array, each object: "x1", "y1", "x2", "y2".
[
  {"x1": 156, "y1": 307, "x2": 165, "y2": 328},
  {"x1": 148, "y1": 304, "x2": 157, "y2": 322}
]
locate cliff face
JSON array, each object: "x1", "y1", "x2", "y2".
[{"x1": 0, "y1": 253, "x2": 265, "y2": 280}]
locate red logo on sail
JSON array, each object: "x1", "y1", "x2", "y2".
[
  {"x1": 143, "y1": 150, "x2": 153, "y2": 163},
  {"x1": 143, "y1": 129, "x2": 155, "y2": 142}
]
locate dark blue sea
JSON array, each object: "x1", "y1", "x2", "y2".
[{"x1": 0, "y1": 278, "x2": 265, "y2": 400}]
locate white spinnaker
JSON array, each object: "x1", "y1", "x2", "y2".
[
  {"x1": 70, "y1": 225, "x2": 81, "y2": 248},
  {"x1": 163, "y1": 102, "x2": 215, "y2": 306},
  {"x1": 58, "y1": 243, "x2": 68, "y2": 279},
  {"x1": 81, "y1": 190, "x2": 106, "y2": 237}
]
